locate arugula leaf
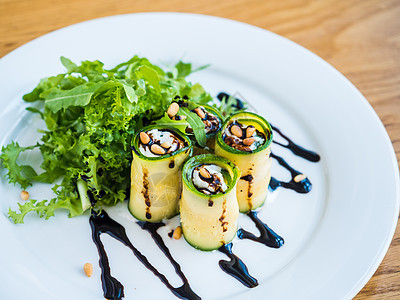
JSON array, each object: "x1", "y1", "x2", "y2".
[
  {"x1": 26, "y1": 107, "x2": 44, "y2": 119},
  {"x1": 76, "y1": 60, "x2": 108, "y2": 82},
  {"x1": 179, "y1": 107, "x2": 206, "y2": 147},
  {"x1": 134, "y1": 65, "x2": 161, "y2": 92},
  {"x1": 23, "y1": 74, "x2": 65, "y2": 102},
  {"x1": 44, "y1": 82, "x2": 103, "y2": 113},
  {"x1": 192, "y1": 64, "x2": 211, "y2": 73},
  {"x1": 153, "y1": 113, "x2": 189, "y2": 134},
  {"x1": 60, "y1": 56, "x2": 78, "y2": 73},
  {"x1": 188, "y1": 83, "x2": 212, "y2": 104},
  {"x1": 118, "y1": 80, "x2": 138, "y2": 103},
  {"x1": 175, "y1": 61, "x2": 192, "y2": 78},
  {"x1": 174, "y1": 61, "x2": 210, "y2": 78}
]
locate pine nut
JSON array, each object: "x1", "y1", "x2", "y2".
[
  {"x1": 246, "y1": 126, "x2": 256, "y2": 138},
  {"x1": 173, "y1": 226, "x2": 182, "y2": 240},
  {"x1": 161, "y1": 142, "x2": 171, "y2": 149},
  {"x1": 230, "y1": 125, "x2": 243, "y2": 138},
  {"x1": 83, "y1": 263, "x2": 93, "y2": 277},
  {"x1": 167, "y1": 102, "x2": 179, "y2": 117},
  {"x1": 139, "y1": 132, "x2": 150, "y2": 144},
  {"x1": 243, "y1": 138, "x2": 255, "y2": 146},
  {"x1": 194, "y1": 107, "x2": 206, "y2": 119},
  {"x1": 199, "y1": 166, "x2": 211, "y2": 179},
  {"x1": 294, "y1": 174, "x2": 306, "y2": 182},
  {"x1": 150, "y1": 144, "x2": 166, "y2": 155},
  {"x1": 21, "y1": 190, "x2": 29, "y2": 201}
]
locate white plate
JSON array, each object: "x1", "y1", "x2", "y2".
[{"x1": 0, "y1": 13, "x2": 399, "y2": 300}]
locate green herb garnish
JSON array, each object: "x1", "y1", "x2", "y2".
[{"x1": 0, "y1": 56, "x2": 212, "y2": 223}]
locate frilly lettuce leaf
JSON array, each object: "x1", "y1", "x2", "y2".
[
  {"x1": 1, "y1": 55, "x2": 213, "y2": 223},
  {"x1": 0, "y1": 142, "x2": 39, "y2": 189}
]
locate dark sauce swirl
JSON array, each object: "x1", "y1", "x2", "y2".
[
  {"x1": 238, "y1": 211, "x2": 284, "y2": 248},
  {"x1": 269, "y1": 152, "x2": 312, "y2": 193},
  {"x1": 271, "y1": 124, "x2": 320, "y2": 162},
  {"x1": 89, "y1": 210, "x2": 200, "y2": 300},
  {"x1": 218, "y1": 243, "x2": 258, "y2": 288}
]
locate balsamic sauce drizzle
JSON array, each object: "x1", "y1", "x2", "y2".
[
  {"x1": 137, "y1": 221, "x2": 201, "y2": 300},
  {"x1": 218, "y1": 243, "x2": 258, "y2": 288},
  {"x1": 89, "y1": 210, "x2": 200, "y2": 300},
  {"x1": 271, "y1": 124, "x2": 320, "y2": 162},
  {"x1": 238, "y1": 211, "x2": 284, "y2": 248},
  {"x1": 269, "y1": 152, "x2": 312, "y2": 193}
]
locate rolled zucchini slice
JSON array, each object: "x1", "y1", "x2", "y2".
[
  {"x1": 215, "y1": 112, "x2": 273, "y2": 213},
  {"x1": 129, "y1": 125, "x2": 192, "y2": 222},
  {"x1": 180, "y1": 154, "x2": 241, "y2": 251}
]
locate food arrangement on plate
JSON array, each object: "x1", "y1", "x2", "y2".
[{"x1": 0, "y1": 55, "x2": 320, "y2": 299}]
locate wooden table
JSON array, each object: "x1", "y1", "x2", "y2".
[{"x1": 1, "y1": 0, "x2": 399, "y2": 298}]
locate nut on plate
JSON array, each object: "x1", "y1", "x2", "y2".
[
  {"x1": 20, "y1": 190, "x2": 29, "y2": 201},
  {"x1": 83, "y1": 263, "x2": 93, "y2": 277},
  {"x1": 173, "y1": 226, "x2": 182, "y2": 240}
]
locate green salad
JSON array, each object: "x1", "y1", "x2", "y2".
[{"x1": 0, "y1": 56, "x2": 244, "y2": 224}]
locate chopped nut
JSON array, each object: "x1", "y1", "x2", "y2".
[
  {"x1": 230, "y1": 124, "x2": 243, "y2": 138},
  {"x1": 167, "y1": 102, "x2": 179, "y2": 117},
  {"x1": 150, "y1": 144, "x2": 166, "y2": 155},
  {"x1": 173, "y1": 226, "x2": 182, "y2": 240},
  {"x1": 199, "y1": 166, "x2": 211, "y2": 179},
  {"x1": 83, "y1": 263, "x2": 93, "y2": 277},
  {"x1": 21, "y1": 190, "x2": 29, "y2": 201},
  {"x1": 194, "y1": 107, "x2": 206, "y2": 119},
  {"x1": 294, "y1": 174, "x2": 306, "y2": 183},
  {"x1": 243, "y1": 138, "x2": 255, "y2": 146},
  {"x1": 246, "y1": 126, "x2": 256, "y2": 138},
  {"x1": 161, "y1": 142, "x2": 171, "y2": 149},
  {"x1": 139, "y1": 132, "x2": 151, "y2": 144}
]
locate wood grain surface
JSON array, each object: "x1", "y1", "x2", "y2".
[{"x1": 1, "y1": 0, "x2": 399, "y2": 298}]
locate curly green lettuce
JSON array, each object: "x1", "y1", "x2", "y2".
[{"x1": 0, "y1": 56, "x2": 212, "y2": 223}]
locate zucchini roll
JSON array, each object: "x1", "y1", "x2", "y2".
[
  {"x1": 129, "y1": 125, "x2": 192, "y2": 222},
  {"x1": 215, "y1": 112, "x2": 273, "y2": 213},
  {"x1": 180, "y1": 154, "x2": 241, "y2": 251}
]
